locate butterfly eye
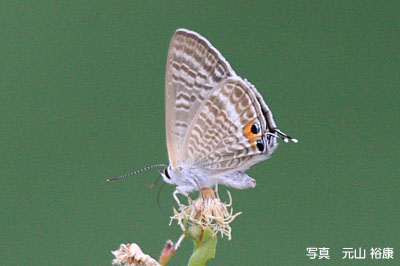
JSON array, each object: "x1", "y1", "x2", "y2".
[
  {"x1": 164, "y1": 168, "x2": 171, "y2": 179},
  {"x1": 256, "y1": 139, "x2": 264, "y2": 152},
  {"x1": 251, "y1": 122, "x2": 260, "y2": 134}
]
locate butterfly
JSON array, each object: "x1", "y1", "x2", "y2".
[{"x1": 108, "y1": 29, "x2": 297, "y2": 202}]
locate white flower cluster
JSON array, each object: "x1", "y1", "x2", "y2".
[{"x1": 170, "y1": 188, "x2": 241, "y2": 240}]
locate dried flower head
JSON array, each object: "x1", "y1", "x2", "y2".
[
  {"x1": 170, "y1": 187, "x2": 241, "y2": 240},
  {"x1": 111, "y1": 243, "x2": 161, "y2": 266}
]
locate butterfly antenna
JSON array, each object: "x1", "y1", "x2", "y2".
[
  {"x1": 106, "y1": 164, "x2": 168, "y2": 183},
  {"x1": 270, "y1": 129, "x2": 298, "y2": 143}
]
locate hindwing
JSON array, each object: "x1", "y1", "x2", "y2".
[{"x1": 180, "y1": 77, "x2": 278, "y2": 174}]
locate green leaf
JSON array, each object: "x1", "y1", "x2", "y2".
[{"x1": 188, "y1": 230, "x2": 217, "y2": 266}]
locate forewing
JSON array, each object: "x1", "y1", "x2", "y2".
[
  {"x1": 181, "y1": 77, "x2": 278, "y2": 174},
  {"x1": 165, "y1": 29, "x2": 236, "y2": 168}
]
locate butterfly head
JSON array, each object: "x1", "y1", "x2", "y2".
[{"x1": 160, "y1": 165, "x2": 175, "y2": 185}]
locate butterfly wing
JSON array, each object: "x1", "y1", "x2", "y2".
[
  {"x1": 165, "y1": 29, "x2": 236, "y2": 169},
  {"x1": 180, "y1": 76, "x2": 279, "y2": 175}
]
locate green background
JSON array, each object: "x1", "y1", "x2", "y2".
[{"x1": 1, "y1": 1, "x2": 399, "y2": 265}]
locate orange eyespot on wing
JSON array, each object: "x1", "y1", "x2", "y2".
[{"x1": 243, "y1": 121, "x2": 262, "y2": 151}]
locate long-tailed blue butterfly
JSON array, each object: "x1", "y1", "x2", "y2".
[{"x1": 108, "y1": 29, "x2": 297, "y2": 203}]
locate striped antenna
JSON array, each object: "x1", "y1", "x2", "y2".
[
  {"x1": 106, "y1": 164, "x2": 168, "y2": 183},
  {"x1": 268, "y1": 129, "x2": 298, "y2": 143}
]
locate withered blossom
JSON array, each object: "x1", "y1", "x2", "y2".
[
  {"x1": 170, "y1": 187, "x2": 241, "y2": 240},
  {"x1": 111, "y1": 243, "x2": 161, "y2": 266}
]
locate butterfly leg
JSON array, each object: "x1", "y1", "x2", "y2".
[
  {"x1": 173, "y1": 190, "x2": 183, "y2": 206},
  {"x1": 172, "y1": 189, "x2": 188, "y2": 232},
  {"x1": 214, "y1": 183, "x2": 219, "y2": 198},
  {"x1": 173, "y1": 187, "x2": 191, "y2": 206}
]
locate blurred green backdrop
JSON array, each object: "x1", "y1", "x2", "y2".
[{"x1": 1, "y1": 1, "x2": 399, "y2": 265}]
